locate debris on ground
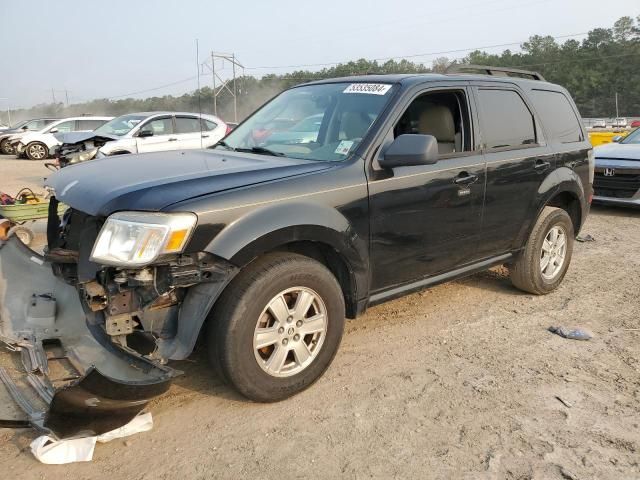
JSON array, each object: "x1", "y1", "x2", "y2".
[
  {"x1": 30, "y1": 413, "x2": 153, "y2": 465},
  {"x1": 548, "y1": 326, "x2": 593, "y2": 341},
  {"x1": 555, "y1": 396, "x2": 573, "y2": 408},
  {"x1": 576, "y1": 234, "x2": 595, "y2": 242}
]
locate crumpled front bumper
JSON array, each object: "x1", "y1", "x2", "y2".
[{"x1": 0, "y1": 237, "x2": 180, "y2": 439}]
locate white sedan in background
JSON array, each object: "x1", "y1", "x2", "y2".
[
  {"x1": 10, "y1": 116, "x2": 112, "y2": 160},
  {"x1": 57, "y1": 112, "x2": 229, "y2": 165}
]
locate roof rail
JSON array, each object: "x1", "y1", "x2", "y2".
[{"x1": 446, "y1": 64, "x2": 546, "y2": 81}]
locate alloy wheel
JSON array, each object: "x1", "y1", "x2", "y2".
[
  {"x1": 28, "y1": 143, "x2": 46, "y2": 159},
  {"x1": 253, "y1": 286, "x2": 328, "y2": 378},
  {"x1": 540, "y1": 225, "x2": 567, "y2": 280}
]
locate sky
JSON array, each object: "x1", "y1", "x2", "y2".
[{"x1": 1, "y1": 0, "x2": 638, "y2": 110}]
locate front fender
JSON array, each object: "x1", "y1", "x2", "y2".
[{"x1": 202, "y1": 200, "x2": 368, "y2": 300}]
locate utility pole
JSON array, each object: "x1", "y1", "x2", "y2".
[
  {"x1": 204, "y1": 52, "x2": 244, "y2": 122},
  {"x1": 0, "y1": 98, "x2": 11, "y2": 126},
  {"x1": 51, "y1": 88, "x2": 57, "y2": 104},
  {"x1": 65, "y1": 89, "x2": 69, "y2": 106},
  {"x1": 212, "y1": 51, "x2": 217, "y2": 117},
  {"x1": 232, "y1": 54, "x2": 237, "y2": 122},
  {"x1": 615, "y1": 92, "x2": 619, "y2": 118}
]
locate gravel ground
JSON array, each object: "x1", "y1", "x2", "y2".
[{"x1": 0, "y1": 154, "x2": 639, "y2": 479}]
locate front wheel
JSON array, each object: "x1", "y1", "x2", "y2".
[
  {"x1": 509, "y1": 206, "x2": 574, "y2": 295},
  {"x1": 25, "y1": 142, "x2": 49, "y2": 160},
  {"x1": 208, "y1": 252, "x2": 345, "y2": 402},
  {"x1": 0, "y1": 138, "x2": 15, "y2": 155}
]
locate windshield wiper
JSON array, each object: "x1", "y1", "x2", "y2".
[
  {"x1": 236, "y1": 146, "x2": 286, "y2": 157},
  {"x1": 214, "y1": 140, "x2": 235, "y2": 151}
]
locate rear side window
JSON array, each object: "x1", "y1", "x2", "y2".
[
  {"x1": 201, "y1": 119, "x2": 218, "y2": 131},
  {"x1": 529, "y1": 90, "x2": 583, "y2": 143},
  {"x1": 175, "y1": 116, "x2": 201, "y2": 134},
  {"x1": 477, "y1": 89, "x2": 536, "y2": 149}
]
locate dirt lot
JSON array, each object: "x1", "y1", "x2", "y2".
[{"x1": 0, "y1": 155, "x2": 639, "y2": 479}]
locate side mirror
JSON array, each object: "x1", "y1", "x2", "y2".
[
  {"x1": 49, "y1": 128, "x2": 59, "y2": 134},
  {"x1": 379, "y1": 134, "x2": 439, "y2": 168},
  {"x1": 612, "y1": 135, "x2": 622, "y2": 143},
  {"x1": 138, "y1": 129, "x2": 154, "y2": 138},
  {"x1": 21, "y1": 125, "x2": 29, "y2": 130}
]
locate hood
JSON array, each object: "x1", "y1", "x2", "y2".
[
  {"x1": 46, "y1": 149, "x2": 334, "y2": 216},
  {"x1": 0, "y1": 127, "x2": 26, "y2": 137},
  {"x1": 55, "y1": 131, "x2": 119, "y2": 145},
  {"x1": 4, "y1": 131, "x2": 27, "y2": 141},
  {"x1": 593, "y1": 142, "x2": 640, "y2": 161}
]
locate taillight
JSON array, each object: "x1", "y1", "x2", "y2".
[{"x1": 225, "y1": 125, "x2": 232, "y2": 136}]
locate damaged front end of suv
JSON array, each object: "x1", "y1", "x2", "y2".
[{"x1": 0, "y1": 197, "x2": 237, "y2": 439}]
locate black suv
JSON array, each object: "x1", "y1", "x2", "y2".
[{"x1": 0, "y1": 66, "x2": 593, "y2": 438}]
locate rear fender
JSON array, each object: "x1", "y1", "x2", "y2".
[{"x1": 514, "y1": 167, "x2": 587, "y2": 247}]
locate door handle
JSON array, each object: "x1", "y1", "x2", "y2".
[
  {"x1": 202, "y1": 134, "x2": 210, "y2": 138},
  {"x1": 168, "y1": 137, "x2": 178, "y2": 142},
  {"x1": 535, "y1": 159, "x2": 550, "y2": 170},
  {"x1": 454, "y1": 172, "x2": 479, "y2": 185}
]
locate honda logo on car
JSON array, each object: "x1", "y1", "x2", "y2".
[{"x1": 603, "y1": 168, "x2": 616, "y2": 177}]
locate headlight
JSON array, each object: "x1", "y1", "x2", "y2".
[
  {"x1": 69, "y1": 148, "x2": 99, "y2": 163},
  {"x1": 90, "y1": 212, "x2": 197, "y2": 266}
]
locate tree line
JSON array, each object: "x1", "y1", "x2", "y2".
[{"x1": 5, "y1": 16, "x2": 639, "y2": 124}]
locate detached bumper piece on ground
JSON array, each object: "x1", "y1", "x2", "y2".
[{"x1": 0, "y1": 237, "x2": 179, "y2": 439}]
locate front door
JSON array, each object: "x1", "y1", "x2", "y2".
[
  {"x1": 135, "y1": 116, "x2": 178, "y2": 153},
  {"x1": 368, "y1": 87, "x2": 486, "y2": 293}
]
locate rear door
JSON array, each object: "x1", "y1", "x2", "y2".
[
  {"x1": 471, "y1": 84, "x2": 555, "y2": 258},
  {"x1": 175, "y1": 115, "x2": 204, "y2": 149},
  {"x1": 135, "y1": 116, "x2": 177, "y2": 152}
]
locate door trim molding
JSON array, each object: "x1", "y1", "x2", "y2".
[{"x1": 368, "y1": 253, "x2": 512, "y2": 306}]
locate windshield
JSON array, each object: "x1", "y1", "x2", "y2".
[
  {"x1": 94, "y1": 114, "x2": 149, "y2": 137},
  {"x1": 10, "y1": 120, "x2": 29, "y2": 129},
  {"x1": 621, "y1": 128, "x2": 640, "y2": 144},
  {"x1": 217, "y1": 82, "x2": 396, "y2": 162}
]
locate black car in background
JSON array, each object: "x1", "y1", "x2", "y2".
[{"x1": 0, "y1": 66, "x2": 593, "y2": 438}]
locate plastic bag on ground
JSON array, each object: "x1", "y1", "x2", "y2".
[
  {"x1": 548, "y1": 326, "x2": 593, "y2": 341},
  {"x1": 30, "y1": 412, "x2": 153, "y2": 464}
]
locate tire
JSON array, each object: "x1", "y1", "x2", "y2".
[
  {"x1": 25, "y1": 142, "x2": 49, "y2": 160},
  {"x1": 509, "y1": 206, "x2": 574, "y2": 295},
  {"x1": 9, "y1": 226, "x2": 34, "y2": 246},
  {"x1": 0, "y1": 138, "x2": 15, "y2": 155},
  {"x1": 208, "y1": 252, "x2": 345, "y2": 402}
]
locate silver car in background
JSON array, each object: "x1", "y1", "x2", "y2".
[{"x1": 593, "y1": 128, "x2": 640, "y2": 207}]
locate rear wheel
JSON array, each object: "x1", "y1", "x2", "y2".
[
  {"x1": 509, "y1": 206, "x2": 574, "y2": 295},
  {"x1": 208, "y1": 252, "x2": 345, "y2": 402},
  {"x1": 25, "y1": 142, "x2": 49, "y2": 160}
]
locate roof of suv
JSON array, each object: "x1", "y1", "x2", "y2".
[{"x1": 305, "y1": 73, "x2": 557, "y2": 89}]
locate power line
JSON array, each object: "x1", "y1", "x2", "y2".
[
  {"x1": 512, "y1": 51, "x2": 640, "y2": 68},
  {"x1": 244, "y1": 32, "x2": 591, "y2": 70},
  {"x1": 106, "y1": 76, "x2": 199, "y2": 99}
]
